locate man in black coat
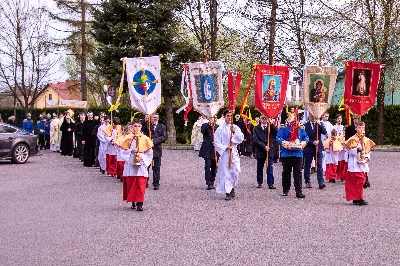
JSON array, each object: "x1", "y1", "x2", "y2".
[
  {"x1": 198, "y1": 118, "x2": 219, "y2": 190},
  {"x1": 82, "y1": 111, "x2": 98, "y2": 167},
  {"x1": 253, "y1": 115, "x2": 278, "y2": 189},
  {"x1": 142, "y1": 113, "x2": 166, "y2": 190},
  {"x1": 303, "y1": 114, "x2": 327, "y2": 189},
  {"x1": 75, "y1": 113, "x2": 85, "y2": 160}
]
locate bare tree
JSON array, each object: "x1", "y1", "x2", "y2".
[{"x1": 0, "y1": 0, "x2": 58, "y2": 115}]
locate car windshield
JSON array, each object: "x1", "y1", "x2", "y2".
[{"x1": 0, "y1": 125, "x2": 17, "y2": 134}]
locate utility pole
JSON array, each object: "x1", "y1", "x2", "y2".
[{"x1": 267, "y1": 0, "x2": 278, "y2": 65}]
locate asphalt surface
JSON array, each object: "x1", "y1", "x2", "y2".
[{"x1": 1, "y1": 150, "x2": 399, "y2": 266}]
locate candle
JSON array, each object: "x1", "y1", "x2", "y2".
[
  {"x1": 286, "y1": 83, "x2": 292, "y2": 102},
  {"x1": 295, "y1": 82, "x2": 300, "y2": 101}
]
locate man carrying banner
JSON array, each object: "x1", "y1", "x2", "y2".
[
  {"x1": 253, "y1": 115, "x2": 278, "y2": 189},
  {"x1": 303, "y1": 114, "x2": 327, "y2": 189},
  {"x1": 214, "y1": 110, "x2": 244, "y2": 200},
  {"x1": 199, "y1": 116, "x2": 219, "y2": 190}
]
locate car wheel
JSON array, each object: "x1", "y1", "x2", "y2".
[{"x1": 12, "y1": 143, "x2": 30, "y2": 164}]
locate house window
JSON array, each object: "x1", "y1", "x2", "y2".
[{"x1": 48, "y1": 94, "x2": 52, "y2": 100}]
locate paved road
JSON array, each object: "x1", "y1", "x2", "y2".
[{"x1": 1, "y1": 150, "x2": 399, "y2": 266}]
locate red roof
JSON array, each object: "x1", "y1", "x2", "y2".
[{"x1": 45, "y1": 80, "x2": 81, "y2": 100}]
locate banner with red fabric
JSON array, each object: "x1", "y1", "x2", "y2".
[
  {"x1": 344, "y1": 61, "x2": 382, "y2": 115},
  {"x1": 254, "y1": 64, "x2": 290, "y2": 118},
  {"x1": 227, "y1": 71, "x2": 241, "y2": 111}
]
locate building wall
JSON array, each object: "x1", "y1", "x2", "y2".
[{"x1": 34, "y1": 87, "x2": 62, "y2": 109}]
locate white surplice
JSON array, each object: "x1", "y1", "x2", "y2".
[
  {"x1": 321, "y1": 120, "x2": 334, "y2": 171},
  {"x1": 214, "y1": 122, "x2": 244, "y2": 194},
  {"x1": 105, "y1": 128, "x2": 118, "y2": 155},
  {"x1": 333, "y1": 124, "x2": 346, "y2": 161},
  {"x1": 50, "y1": 118, "x2": 62, "y2": 152},
  {"x1": 346, "y1": 144, "x2": 371, "y2": 173},
  {"x1": 96, "y1": 124, "x2": 107, "y2": 171},
  {"x1": 120, "y1": 138, "x2": 153, "y2": 177}
]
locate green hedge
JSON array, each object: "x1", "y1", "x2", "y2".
[{"x1": 1, "y1": 105, "x2": 399, "y2": 145}]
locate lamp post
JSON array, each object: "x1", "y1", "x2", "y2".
[{"x1": 391, "y1": 80, "x2": 395, "y2": 105}]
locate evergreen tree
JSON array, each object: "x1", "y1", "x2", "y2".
[{"x1": 91, "y1": 0, "x2": 201, "y2": 143}]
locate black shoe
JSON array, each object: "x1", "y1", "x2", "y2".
[
  {"x1": 306, "y1": 183, "x2": 312, "y2": 189},
  {"x1": 282, "y1": 190, "x2": 289, "y2": 196},
  {"x1": 257, "y1": 184, "x2": 262, "y2": 188},
  {"x1": 319, "y1": 184, "x2": 326, "y2": 189},
  {"x1": 328, "y1": 179, "x2": 336, "y2": 183},
  {"x1": 225, "y1": 193, "x2": 232, "y2": 200},
  {"x1": 268, "y1": 185, "x2": 276, "y2": 189},
  {"x1": 101, "y1": 170, "x2": 105, "y2": 174},
  {"x1": 153, "y1": 186, "x2": 159, "y2": 190},
  {"x1": 363, "y1": 182, "x2": 370, "y2": 188},
  {"x1": 137, "y1": 205, "x2": 143, "y2": 211},
  {"x1": 230, "y1": 189, "x2": 235, "y2": 198},
  {"x1": 352, "y1": 200, "x2": 360, "y2": 205},
  {"x1": 207, "y1": 184, "x2": 213, "y2": 190},
  {"x1": 131, "y1": 202, "x2": 136, "y2": 209},
  {"x1": 146, "y1": 182, "x2": 149, "y2": 188},
  {"x1": 296, "y1": 192, "x2": 305, "y2": 198},
  {"x1": 357, "y1": 200, "x2": 369, "y2": 206}
]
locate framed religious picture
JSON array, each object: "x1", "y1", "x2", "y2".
[
  {"x1": 352, "y1": 68, "x2": 371, "y2": 96},
  {"x1": 262, "y1": 75, "x2": 281, "y2": 102},
  {"x1": 107, "y1": 86, "x2": 116, "y2": 97},
  {"x1": 195, "y1": 74, "x2": 219, "y2": 103},
  {"x1": 309, "y1": 74, "x2": 330, "y2": 103}
]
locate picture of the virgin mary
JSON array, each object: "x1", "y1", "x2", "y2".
[{"x1": 311, "y1": 79, "x2": 327, "y2": 103}]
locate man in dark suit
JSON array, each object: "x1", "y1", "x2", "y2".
[
  {"x1": 198, "y1": 117, "x2": 219, "y2": 190},
  {"x1": 303, "y1": 114, "x2": 327, "y2": 189},
  {"x1": 253, "y1": 115, "x2": 278, "y2": 189},
  {"x1": 143, "y1": 113, "x2": 166, "y2": 190}
]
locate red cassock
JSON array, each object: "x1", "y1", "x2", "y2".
[
  {"x1": 106, "y1": 154, "x2": 117, "y2": 176},
  {"x1": 123, "y1": 176, "x2": 147, "y2": 202},
  {"x1": 325, "y1": 164, "x2": 338, "y2": 180},
  {"x1": 337, "y1": 161, "x2": 347, "y2": 180},
  {"x1": 116, "y1": 160, "x2": 125, "y2": 181},
  {"x1": 345, "y1": 172, "x2": 366, "y2": 201}
]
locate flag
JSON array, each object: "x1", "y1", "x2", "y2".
[
  {"x1": 176, "y1": 64, "x2": 192, "y2": 125},
  {"x1": 189, "y1": 61, "x2": 224, "y2": 118},
  {"x1": 125, "y1": 56, "x2": 161, "y2": 115},
  {"x1": 303, "y1": 65, "x2": 337, "y2": 119},
  {"x1": 227, "y1": 71, "x2": 242, "y2": 111},
  {"x1": 344, "y1": 61, "x2": 382, "y2": 115},
  {"x1": 254, "y1": 64, "x2": 290, "y2": 118}
]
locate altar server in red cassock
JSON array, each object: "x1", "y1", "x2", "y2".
[
  {"x1": 118, "y1": 119, "x2": 153, "y2": 211},
  {"x1": 103, "y1": 117, "x2": 122, "y2": 177},
  {"x1": 323, "y1": 129, "x2": 343, "y2": 182},
  {"x1": 114, "y1": 125, "x2": 129, "y2": 182},
  {"x1": 343, "y1": 122, "x2": 375, "y2": 206}
]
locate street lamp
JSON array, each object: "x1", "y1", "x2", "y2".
[{"x1": 391, "y1": 80, "x2": 396, "y2": 105}]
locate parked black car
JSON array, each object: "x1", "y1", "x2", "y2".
[{"x1": 0, "y1": 123, "x2": 38, "y2": 163}]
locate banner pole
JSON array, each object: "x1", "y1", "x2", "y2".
[
  {"x1": 265, "y1": 122, "x2": 270, "y2": 167},
  {"x1": 228, "y1": 114, "x2": 233, "y2": 168},
  {"x1": 211, "y1": 119, "x2": 218, "y2": 169},
  {"x1": 315, "y1": 121, "x2": 318, "y2": 172}
]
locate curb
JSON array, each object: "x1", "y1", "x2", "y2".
[
  {"x1": 164, "y1": 145, "x2": 194, "y2": 150},
  {"x1": 373, "y1": 147, "x2": 400, "y2": 152}
]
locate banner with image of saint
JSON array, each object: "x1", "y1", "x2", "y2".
[
  {"x1": 189, "y1": 61, "x2": 224, "y2": 118},
  {"x1": 303, "y1": 66, "x2": 337, "y2": 118},
  {"x1": 344, "y1": 61, "x2": 382, "y2": 115},
  {"x1": 125, "y1": 56, "x2": 161, "y2": 115},
  {"x1": 254, "y1": 64, "x2": 290, "y2": 118}
]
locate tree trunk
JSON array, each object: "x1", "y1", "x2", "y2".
[
  {"x1": 209, "y1": 0, "x2": 218, "y2": 60},
  {"x1": 267, "y1": 0, "x2": 278, "y2": 65},
  {"x1": 376, "y1": 71, "x2": 385, "y2": 144},
  {"x1": 80, "y1": 0, "x2": 87, "y2": 101},
  {"x1": 164, "y1": 95, "x2": 176, "y2": 144}
]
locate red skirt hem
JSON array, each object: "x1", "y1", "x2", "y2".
[
  {"x1": 345, "y1": 172, "x2": 366, "y2": 201},
  {"x1": 325, "y1": 164, "x2": 338, "y2": 180},
  {"x1": 123, "y1": 176, "x2": 147, "y2": 202},
  {"x1": 106, "y1": 154, "x2": 117, "y2": 176}
]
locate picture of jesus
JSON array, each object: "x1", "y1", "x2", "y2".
[{"x1": 352, "y1": 69, "x2": 371, "y2": 96}]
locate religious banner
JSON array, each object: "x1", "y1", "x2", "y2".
[
  {"x1": 303, "y1": 66, "x2": 337, "y2": 118},
  {"x1": 344, "y1": 61, "x2": 382, "y2": 115},
  {"x1": 254, "y1": 64, "x2": 290, "y2": 118},
  {"x1": 176, "y1": 64, "x2": 193, "y2": 126},
  {"x1": 189, "y1": 61, "x2": 224, "y2": 118},
  {"x1": 227, "y1": 71, "x2": 242, "y2": 111},
  {"x1": 46, "y1": 100, "x2": 87, "y2": 109},
  {"x1": 125, "y1": 56, "x2": 161, "y2": 115}
]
